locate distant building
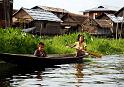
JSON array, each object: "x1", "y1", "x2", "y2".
[
  {"x1": 13, "y1": 8, "x2": 63, "y2": 35},
  {"x1": 81, "y1": 6, "x2": 117, "y2": 19},
  {"x1": 0, "y1": 0, "x2": 13, "y2": 28}
]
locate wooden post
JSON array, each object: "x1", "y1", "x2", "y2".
[
  {"x1": 116, "y1": 22, "x2": 118, "y2": 39},
  {"x1": 40, "y1": 24, "x2": 42, "y2": 37},
  {"x1": 3, "y1": 0, "x2": 7, "y2": 28},
  {"x1": 121, "y1": 10, "x2": 124, "y2": 38},
  {"x1": 2, "y1": 0, "x2": 13, "y2": 28}
]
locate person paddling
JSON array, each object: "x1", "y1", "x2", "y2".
[
  {"x1": 74, "y1": 34, "x2": 88, "y2": 57},
  {"x1": 34, "y1": 42, "x2": 47, "y2": 57}
]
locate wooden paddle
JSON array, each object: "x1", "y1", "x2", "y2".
[
  {"x1": 66, "y1": 45, "x2": 102, "y2": 58},
  {"x1": 85, "y1": 51, "x2": 102, "y2": 58}
]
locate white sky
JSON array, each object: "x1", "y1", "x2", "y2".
[{"x1": 13, "y1": 0, "x2": 124, "y2": 13}]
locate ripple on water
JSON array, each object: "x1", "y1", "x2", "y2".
[{"x1": 0, "y1": 55, "x2": 124, "y2": 87}]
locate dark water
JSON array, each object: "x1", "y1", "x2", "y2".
[{"x1": 0, "y1": 55, "x2": 124, "y2": 87}]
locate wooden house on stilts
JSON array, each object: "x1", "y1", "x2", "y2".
[
  {"x1": 82, "y1": 18, "x2": 113, "y2": 36},
  {"x1": 97, "y1": 11, "x2": 124, "y2": 38},
  {"x1": 12, "y1": 8, "x2": 63, "y2": 35},
  {"x1": 61, "y1": 13, "x2": 88, "y2": 34},
  {"x1": 115, "y1": 7, "x2": 124, "y2": 38}
]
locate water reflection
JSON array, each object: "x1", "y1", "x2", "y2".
[
  {"x1": 35, "y1": 71, "x2": 43, "y2": 80},
  {"x1": 0, "y1": 55, "x2": 124, "y2": 87},
  {"x1": 9, "y1": 67, "x2": 45, "y2": 87},
  {"x1": 74, "y1": 64, "x2": 84, "y2": 87}
]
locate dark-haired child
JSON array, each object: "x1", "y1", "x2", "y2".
[{"x1": 34, "y1": 42, "x2": 47, "y2": 57}]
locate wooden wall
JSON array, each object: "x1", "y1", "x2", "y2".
[{"x1": 34, "y1": 21, "x2": 63, "y2": 35}]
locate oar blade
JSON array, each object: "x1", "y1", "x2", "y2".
[{"x1": 88, "y1": 51, "x2": 102, "y2": 58}]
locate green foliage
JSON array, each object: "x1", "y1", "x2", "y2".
[
  {"x1": 0, "y1": 28, "x2": 39, "y2": 54},
  {"x1": 44, "y1": 34, "x2": 76, "y2": 54},
  {"x1": 0, "y1": 28, "x2": 124, "y2": 55},
  {"x1": 87, "y1": 38, "x2": 124, "y2": 55}
]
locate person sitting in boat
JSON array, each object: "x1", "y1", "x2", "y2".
[
  {"x1": 34, "y1": 42, "x2": 47, "y2": 57},
  {"x1": 74, "y1": 34, "x2": 88, "y2": 57}
]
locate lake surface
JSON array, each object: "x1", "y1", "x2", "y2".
[{"x1": 0, "y1": 55, "x2": 124, "y2": 87}]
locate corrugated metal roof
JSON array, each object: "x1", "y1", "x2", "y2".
[
  {"x1": 32, "y1": 6, "x2": 68, "y2": 13},
  {"x1": 23, "y1": 8, "x2": 62, "y2": 22},
  {"x1": 106, "y1": 13, "x2": 124, "y2": 23},
  {"x1": 84, "y1": 6, "x2": 118, "y2": 12}
]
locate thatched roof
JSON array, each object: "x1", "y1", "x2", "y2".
[
  {"x1": 105, "y1": 13, "x2": 124, "y2": 23},
  {"x1": 94, "y1": 19, "x2": 112, "y2": 28},
  {"x1": 97, "y1": 13, "x2": 124, "y2": 23},
  {"x1": 32, "y1": 6, "x2": 68, "y2": 13},
  {"x1": 61, "y1": 13, "x2": 88, "y2": 23}
]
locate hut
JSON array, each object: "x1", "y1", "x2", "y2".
[
  {"x1": 0, "y1": 0, "x2": 13, "y2": 28},
  {"x1": 97, "y1": 13, "x2": 124, "y2": 38},
  {"x1": 12, "y1": 8, "x2": 63, "y2": 35},
  {"x1": 93, "y1": 19, "x2": 113, "y2": 36},
  {"x1": 82, "y1": 18, "x2": 113, "y2": 36},
  {"x1": 61, "y1": 13, "x2": 88, "y2": 33},
  {"x1": 81, "y1": 6, "x2": 117, "y2": 19}
]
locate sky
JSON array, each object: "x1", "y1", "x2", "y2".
[{"x1": 13, "y1": 0, "x2": 124, "y2": 13}]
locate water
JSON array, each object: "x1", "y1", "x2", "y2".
[{"x1": 0, "y1": 55, "x2": 124, "y2": 87}]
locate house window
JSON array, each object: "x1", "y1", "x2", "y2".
[
  {"x1": 93, "y1": 13, "x2": 98, "y2": 19},
  {"x1": 43, "y1": 23, "x2": 47, "y2": 28}
]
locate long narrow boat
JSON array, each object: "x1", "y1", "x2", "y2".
[{"x1": 0, "y1": 53, "x2": 85, "y2": 67}]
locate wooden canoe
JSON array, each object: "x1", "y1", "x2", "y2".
[{"x1": 0, "y1": 53, "x2": 85, "y2": 67}]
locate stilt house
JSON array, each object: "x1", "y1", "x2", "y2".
[
  {"x1": 97, "y1": 12, "x2": 124, "y2": 37},
  {"x1": 61, "y1": 13, "x2": 88, "y2": 33},
  {"x1": 12, "y1": 8, "x2": 63, "y2": 35}
]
